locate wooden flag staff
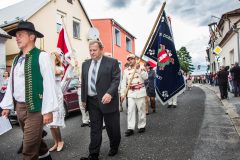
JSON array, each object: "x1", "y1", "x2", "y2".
[
  {"x1": 61, "y1": 16, "x2": 73, "y2": 51},
  {"x1": 121, "y1": 1, "x2": 166, "y2": 101}
]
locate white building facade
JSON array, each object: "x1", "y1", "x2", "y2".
[
  {"x1": 208, "y1": 8, "x2": 240, "y2": 73},
  {"x1": 0, "y1": 28, "x2": 11, "y2": 84}
]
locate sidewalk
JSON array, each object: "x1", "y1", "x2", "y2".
[{"x1": 198, "y1": 83, "x2": 240, "y2": 137}]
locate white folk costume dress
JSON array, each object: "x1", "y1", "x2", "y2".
[
  {"x1": 120, "y1": 65, "x2": 148, "y2": 130},
  {"x1": 47, "y1": 66, "x2": 65, "y2": 128}
]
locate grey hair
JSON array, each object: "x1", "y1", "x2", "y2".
[{"x1": 89, "y1": 40, "x2": 104, "y2": 49}]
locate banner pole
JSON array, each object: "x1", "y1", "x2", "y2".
[
  {"x1": 61, "y1": 16, "x2": 73, "y2": 51},
  {"x1": 122, "y1": 1, "x2": 166, "y2": 100}
]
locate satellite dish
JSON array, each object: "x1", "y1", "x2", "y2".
[{"x1": 87, "y1": 27, "x2": 100, "y2": 40}]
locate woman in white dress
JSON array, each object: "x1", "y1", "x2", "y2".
[{"x1": 47, "y1": 52, "x2": 65, "y2": 152}]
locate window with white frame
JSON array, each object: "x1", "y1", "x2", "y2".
[
  {"x1": 67, "y1": 0, "x2": 73, "y2": 4},
  {"x1": 222, "y1": 57, "x2": 225, "y2": 66},
  {"x1": 56, "y1": 11, "x2": 66, "y2": 33},
  {"x1": 126, "y1": 36, "x2": 132, "y2": 52},
  {"x1": 220, "y1": 26, "x2": 224, "y2": 35},
  {"x1": 73, "y1": 18, "x2": 80, "y2": 39},
  {"x1": 230, "y1": 49, "x2": 234, "y2": 65},
  {"x1": 115, "y1": 28, "x2": 121, "y2": 46}
]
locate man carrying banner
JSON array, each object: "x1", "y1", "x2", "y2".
[
  {"x1": 0, "y1": 21, "x2": 58, "y2": 160},
  {"x1": 120, "y1": 54, "x2": 148, "y2": 137}
]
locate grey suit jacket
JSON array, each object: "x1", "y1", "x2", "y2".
[{"x1": 81, "y1": 56, "x2": 120, "y2": 114}]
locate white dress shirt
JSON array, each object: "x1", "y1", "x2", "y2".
[
  {"x1": 87, "y1": 56, "x2": 102, "y2": 96},
  {"x1": 0, "y1": 51, "x2": 58, "y2": 115},
  {"x1": 13, "y1": 56, "x2": 25, "y2": 102}
]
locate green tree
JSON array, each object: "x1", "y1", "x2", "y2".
[{"x1": 177, "y1": 47, "x2": 195, "y2": 73}]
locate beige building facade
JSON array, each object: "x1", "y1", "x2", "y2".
[{"x1": 0, "y1": 0, "x2": 92, "y2": 68}]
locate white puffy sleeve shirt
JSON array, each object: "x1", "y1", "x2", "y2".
[{"x1": 0, "y1": 51, "x2": 58, "y2": 115}]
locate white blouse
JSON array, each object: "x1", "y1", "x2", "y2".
[{"x1": 0, "y1": 52, "x2": 58, "y2": 115}]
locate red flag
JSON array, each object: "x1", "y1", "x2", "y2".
[{"x1": 57, "y1": 26, "x2": 72, "y2": 81}]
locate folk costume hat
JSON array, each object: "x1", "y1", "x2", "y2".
[
  {"x1": 8, "y1": 21, "x2": 44, "y2": 38},
  {"x1": 127, "y1": 54, "x2": 136, "y2": 60}
]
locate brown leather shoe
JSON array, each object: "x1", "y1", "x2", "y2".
[{"x1": 17, "y1": 142, "x2": 23, "y2": 154}]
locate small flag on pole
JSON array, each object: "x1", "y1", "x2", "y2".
[
  {"x1": 57, "y1": 24, "x2": 72, "y2": 82},
  {"x1": 144, "y1": 11, "x2": 185, "y2": 104}
]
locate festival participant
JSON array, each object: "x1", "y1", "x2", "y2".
[
  {"x1": 0, "y1": 21, "x2": 58, "y2": 160},
  {"x1": 81, "y1": 40, "x2": 121, "y2": 160},
  {"x1": 121, "y1": 54, "x2": 148, "y2": 137}
]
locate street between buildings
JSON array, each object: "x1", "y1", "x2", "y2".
[{"x1": 0, "y1": 86, "x2": 240, "y2": 160}]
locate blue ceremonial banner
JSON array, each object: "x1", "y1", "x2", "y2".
[{"x1": 144, "y1": 11, "x2": 185, "y2": 104}]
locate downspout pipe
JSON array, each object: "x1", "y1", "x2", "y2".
[
  {"x1": 233, "y1": 26, "x2": 240, "y2": 63},
  {"x1": 111, "y1": 20, "x2": 115, "y2": 58},
  {"x1": 237, "y1": 31, "x2": 240, "y2": 63}
]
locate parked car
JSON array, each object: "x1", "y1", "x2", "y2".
[
  {"x1": 62, "y1": 77, "x2": 80, "y2": 116},
  {"x1": 9, "y1": 77, "x2": 81, "y2": 123}
]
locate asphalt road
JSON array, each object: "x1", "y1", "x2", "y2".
[{"x1": 1, "y1": 86, "x2": 240, "y2": 160}]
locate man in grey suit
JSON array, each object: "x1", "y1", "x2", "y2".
[{"x1": 80, "y1": 40, "x2": 121, "y2": 160}]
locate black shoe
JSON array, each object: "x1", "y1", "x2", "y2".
[
  {"x1": 172, "y1": 105, "x2": 177, "y2": 108},
  {"x1": 167, "y1": 105, "x2": 172, "y2": 108},
  {"x1": 138, "y1": 128, "x2": 145, "y2": 133},
  {"x1": 125, "y1": 129, "x2": 134, "y2": 137},
  {"x1": 81, "y1": 123, "x2": 89, "y2": 127},
  {"x1": 108, "y1": 148, "x2": 118, "y2": 156},
  {"x1": 152, "y1": 109, "x2": 156, "y2": 113},
  {"x1": 146, "y1": 113, "x2": 149, "y2": 115},
  {"x1": 42, "y1": 129, "x2": 47, "y2": 138},
  {"x1": 17, "y1": 143, "x2": 23, "y2": 154},
  {"x1": 80, "y1": 155, "x2": 99, "y2": 160}
]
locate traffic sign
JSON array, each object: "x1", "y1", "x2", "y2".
[{"x1": 213, "y1": 46, "x2": 222, "y2": 55}]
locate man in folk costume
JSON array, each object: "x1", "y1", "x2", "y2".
[
  {"x1": 120, "y1": 54, "x2": 148, "y2": 136},
  {"x1": 0, "y1": 21, "x2": 58, "y2": 160}
]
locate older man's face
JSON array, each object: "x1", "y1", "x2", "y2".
[
  {"x1": 89, "y1": 43, "x2": 103, "y2": 61},
  {"x1": 15, "y1": 30, "x2": 35, "y2": 50}
]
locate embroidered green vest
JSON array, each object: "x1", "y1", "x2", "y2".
[{"x1": 13, "y1": 47, "x2": 43, "y2": 112}]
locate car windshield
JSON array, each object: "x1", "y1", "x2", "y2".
[{"x1": 68, "y1": 79, "x2": 79, "y2": 89}]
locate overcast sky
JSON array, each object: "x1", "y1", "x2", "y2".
[{"x1": 1, "y1": 0, "x2": 239, "y2": 74}]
